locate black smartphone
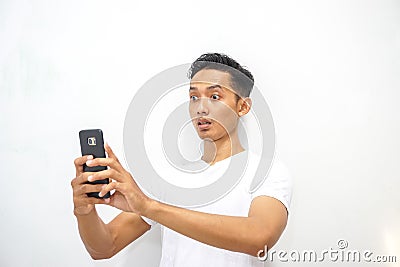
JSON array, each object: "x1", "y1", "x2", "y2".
[{"x1": 79, "y1": 129, "x2": 111, "y2": 198}]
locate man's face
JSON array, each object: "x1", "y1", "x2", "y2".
[{"x1": 189, "y1": 69, "x2": 242, "y2": 141}]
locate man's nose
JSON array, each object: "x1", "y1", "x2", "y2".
[{"x1": 196, "y1": 97, "x2": 209, "y2": 115}]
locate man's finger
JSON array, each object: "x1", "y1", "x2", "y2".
[
  {"x1": 98, "y1": 181, "x2": 122, "y2": 198},
  {"x1": 74, "y1": 155, "x2": 93, "y2": 175},
  {"x1": 71, "y1": 172, "x2": 96, "y2": 187},
  {"x1": 83, "y1": 196, "x2": 110, "y2": 205},
  {"x1": 75, "y1": 183, "x2": 108, "y2": 195},
  {"x1": 87, "y1": 169, "x2": 118, "y2": 183},
  {"x1": 105, "y1": 143, "x2": 121, "y2": 164},
  {"x1": 86, "y1": 157, "x2": 124, "y2": 173}
]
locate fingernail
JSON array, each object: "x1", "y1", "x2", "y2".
[
  {"x1": 98, "y1": 192, "x2": 103, "y2": 197},
  {"x1": 87, "y1": 155, "x2": 93, "y2": 160},
  {"x1": 88, "y1": 175, "x2": 93, "y2": 182},
  {"x1": 86, "y1": 160, "x2": 93, "y2": 166}
]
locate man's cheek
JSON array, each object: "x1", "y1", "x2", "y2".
[{"x1": 215, "y1": 113, "x2": 236, "y2": 129}]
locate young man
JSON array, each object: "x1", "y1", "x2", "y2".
[{"x1": 71, "y1": 53, "x2": 292, "y2": 266}]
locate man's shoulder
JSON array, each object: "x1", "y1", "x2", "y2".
[{"x1": 247, "y1": 153, "x2": 293, "y2": 212}]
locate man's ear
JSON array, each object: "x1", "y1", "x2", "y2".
[{"x1": 237, "y1": 97, "x2": 252, "y2": 117}]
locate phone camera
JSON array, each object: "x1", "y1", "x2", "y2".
[{"x1": 88, "y1": 137, "x2": 96, "y2": 146}]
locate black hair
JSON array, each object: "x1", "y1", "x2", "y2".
[{"x1": 188, "y1": 53, "x2": 254, "y2": 99}]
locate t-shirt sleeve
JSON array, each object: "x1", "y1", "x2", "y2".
[
  {"x1": 140, "y1": 215, "x2": 158, "y2": 227},
  {"x1": 251, "y1": 158, "x2": 293, "y2": 213}
]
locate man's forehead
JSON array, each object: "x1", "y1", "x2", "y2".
[{"x1": 190, "y1": 69, "x2": 233, "y2": 90}]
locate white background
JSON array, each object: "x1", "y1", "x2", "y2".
[{"x1": 1, "y1": 0, "x2": 399, "y2": 266}]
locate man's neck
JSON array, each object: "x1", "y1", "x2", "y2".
[{"x1": 201, "y1": 131, "x2": 244, "y2": 166}]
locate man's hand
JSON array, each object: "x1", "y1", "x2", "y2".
[
  {"x1": 71, "y1": 155, "x2": 110, "y2": 216},
  {"x1": 70, "y1": 145, "x2": 152, "y2": 259},
  {"x1": 84, "y1": 143, "x2": 153, "y2": 215}
]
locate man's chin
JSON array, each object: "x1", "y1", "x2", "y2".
[{"x1": 197, "y1": 133, "x2": 216, "y2": 141}]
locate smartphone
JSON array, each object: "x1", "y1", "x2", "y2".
[{"x1": 79, "y1": 129, "x2": 111, "y2": 198}]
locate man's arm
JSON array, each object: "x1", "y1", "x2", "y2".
[
  {"x1": 75, "y1": 210, "x2": 150, "y2": 259},
  {"x1": 143, "y1": 195, "x2": 287, "y2": 256},
  {"x1": 91, "y1": 144, "x2": 288, "y2": 257}
]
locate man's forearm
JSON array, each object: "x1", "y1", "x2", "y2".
[
  {"x1": 143, "y1": 200, "x2": 270, "y2": 256},
  {"x1": 74, "y1": 208, "x2": 116, "y2": 259}
]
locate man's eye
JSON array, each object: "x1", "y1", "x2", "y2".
[
  {"x1": 211, "y1": 94, "x2": 220, "y2": 100},
  {"x1": 190, "y1": 95, "x2": 198, "y2": 101}
]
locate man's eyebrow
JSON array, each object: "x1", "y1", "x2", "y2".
[
  {"x1": 189, "y1": 84, "x2": 224, "y2": 91},
  {"x1": 206, "y1": 84, "x2": 223, "y2": 91}
]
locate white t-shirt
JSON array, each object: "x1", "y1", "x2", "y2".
[{"x1": 142, "y1": 150, "x2": 292, "y2": 267}]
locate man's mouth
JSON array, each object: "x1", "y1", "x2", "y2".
[{"x1": 197, "y1": 118, "x2": 212, "y2": 130}]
